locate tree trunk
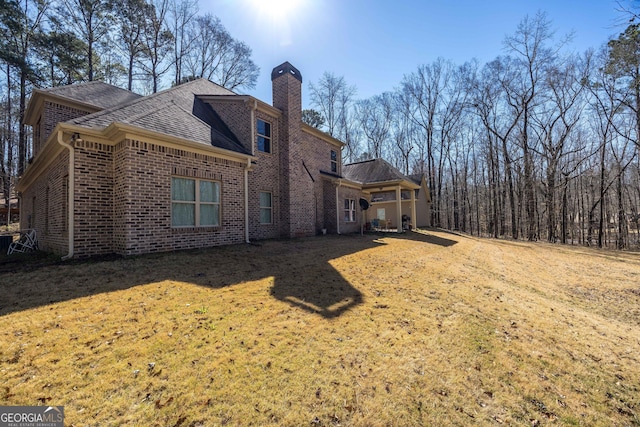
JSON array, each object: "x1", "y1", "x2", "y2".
[
  {"x1": 502, "y1": 138, "x2": 517, "y2": 239},
  {"x1": 617, "y1": 167, "x2": 627, "y2": 249},
  {"x1": 561, "y1": 174, "x2": 568, "y2": 245},
  {"x1": 598, "y1": 142, "x2": 606, "y2": 248},
  {"x1": 546, "y1": 160, "x2": 557, "y2": 243},
  {"x1": 18, "y1": 71, "x2": 27, "y2": 176}
]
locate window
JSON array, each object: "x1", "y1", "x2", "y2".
[
  {"x1": 330, "y1": 150, "x2": 338, "y2": 173},
  {"x1": 172, "y1": 177, "x2": 220, "y2": 227},
  {"x1": 257, "y1": 119, "x2": 271, "y2": 153},
  {"x1": 344, "y1": 199, "x2": 356, "y2": 222},
  {"x1": 259, "y1": 192, "x2": 273, "y2": 224}
]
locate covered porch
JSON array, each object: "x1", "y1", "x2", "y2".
[{"x1": 364, "y1": 179, "x2": 420, "y2": 233}]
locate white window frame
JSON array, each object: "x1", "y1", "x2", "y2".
[
  {"x1": 259, "y1": 191, "x2": 273, "y2": 224},
  {"x1": 330, "y1": 150, "x2": 338, "y2": 173},
  {"x1": 257, "y1": 119, "x2": 272, "y2": 153},
  {"x1": 344, "y1": 199, "x2": 356, "y2": 222},
  {"x1": 171, "y1": 177, "x2": 221, "y2": 228}
]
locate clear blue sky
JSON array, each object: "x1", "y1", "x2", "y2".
[{"x1": 203, "y1": 0, "x2": 625, "y2": 108}]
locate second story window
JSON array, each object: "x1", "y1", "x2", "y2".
[
  {"x1": 331, "y1": 150, "x2": 337, "y2": 173},
  {"x1": 257, "y1": 119, "x2": 271, "y2": 153}
]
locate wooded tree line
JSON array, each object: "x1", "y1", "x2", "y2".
[
  {"x1": 307, "y1": 12, "x2": 640, "y2": 249},
  {"x1": 1, "y1": 0, "x2": 259, "y2": 209}
]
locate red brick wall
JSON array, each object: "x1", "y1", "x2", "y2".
[
  {"x1": 111, "y1": 139, "x2": 247, "y2": 256},
  {"x1": 72, "y1": 140, "x2": 115, "y2": 257},
  {"x1": 19, "y1": 150, "x2": 70, "y2": 255},
  {"x1": 248, "y1": 110, "x2": 281, "y2": 240},
  {"x1": 33, "y1": 102, "x2": 92, "y2": 157},
  {"x1": 23, "y1": 136, "x2": 249, "y2": 258},
  {"x1": 205, "y1": 99, "x2": 284, "y2": 241},
  {"x1": 338, "y1": 187, "x2": 363, "y2": 234},
  {"x1": 205, "y1": 100, "x2": 253, "y2": 154},
  {"x1": 273, "y1": 72, "x2": 316, "y2": 237}
]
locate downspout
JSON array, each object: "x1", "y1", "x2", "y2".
[
  {"x1": 244, "y1": 99, "x2": 257, "y2": 243},
  {"x1": 244, "y1": 158, "x2": 250, "y2": 243},
  {"x1": 336, "y1": 179, "x2": 341, "y2": 234},
  {"x1": 57, "y1": 131, "x2": 74, "y2": 260}
]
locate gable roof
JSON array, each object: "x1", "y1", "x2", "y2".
[
  {"x1": 69, "y1": 79, "x2": 250, "y2": 155},
  {"x1": 342, "y1": 158, "x2": 410, "y2": 185},
  {"x1": 25, "y1": 81, "x2": 143, "y2": 125},
  {"x1": 407, "y1": 173, "x2": 425, "y2": 186},
  {"x1": 37, "y1": 81, "x2": 142, "y2": 110}
]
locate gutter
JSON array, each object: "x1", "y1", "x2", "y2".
[{"x1": 57, "y1": 131, "x2": 75, "y2": 260}]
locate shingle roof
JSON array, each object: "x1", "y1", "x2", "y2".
[
  {"x1": 342, "y1": 158, "x2": 408, "y2": 184},
  {"x1": 69, "y1": 79, "x2": 249, "y2": 155},
  {"x1": 407, "y1": 173, "x2": 424, "y2": 186},
  {"x1": 38, "y1": 81, "x2": 142, "y2": 109}
]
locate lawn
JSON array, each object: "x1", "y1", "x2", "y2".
[{"x1": 1, "y1": 229, "x2": 639, "y2": 426}]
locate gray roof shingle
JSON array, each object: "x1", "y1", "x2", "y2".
[
  {"x1": 342, "y1": 158, "x2": 408, "y2": 184},
  {"x1": 38, "y1": 81, "x2": 142, "y2": 109},
  {"x1": 69, "y1": 79, "x2": 249, "y2": 155}
]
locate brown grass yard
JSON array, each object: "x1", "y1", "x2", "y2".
[{"x1": 1, "y1": 230, "x2": 639, "y2": 426}]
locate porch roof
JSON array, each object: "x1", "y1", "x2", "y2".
[{"x1": 342, "y1": 158, "x2": 419, "y2": 190}]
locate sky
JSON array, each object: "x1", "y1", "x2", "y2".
[{"x1": 202, "y1": 0, "x2": 627, "y2": 108}]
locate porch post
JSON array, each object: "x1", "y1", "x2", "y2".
[
  {"x1": 411, "y1": 188, "x2": 417, "y2": 230},
  {"x1": 396, "y1": 186, "x2": 402, "y2": 233}
]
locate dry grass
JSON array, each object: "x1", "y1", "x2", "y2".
[{"x1": 1, "y1": 229, "x2": 639, "y2": 426}]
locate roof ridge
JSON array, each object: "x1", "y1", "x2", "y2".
[
  {"x1": 40, "y1": 80, "x2": 106, "y2": 92},
  {"x1": 72, "y1": 79, "x2": 233, "y2": 125},
  {"x1": 344, "y1": 158, "x2": 378, "y2": 166}
]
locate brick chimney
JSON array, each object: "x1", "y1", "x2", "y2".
[
  {"x1": 271, "y1": 61, "x2": 302, "y2": 127},
  {"x1": 271, "y1": 62, "x2": 314, "y2": 237}
]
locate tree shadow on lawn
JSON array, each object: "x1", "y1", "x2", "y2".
[
  {"x1": 0, "y1": 231, "x2": 459, "y2": 318},
  {"x1": 385, "y1": 228, "x2": 460, "y2": 247}
]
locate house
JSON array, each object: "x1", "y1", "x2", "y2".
[{"x1": 17, "y1": 62, "x2": 431, "y2": 258}]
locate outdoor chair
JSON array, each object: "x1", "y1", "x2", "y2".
[{"x1": 7, "y1": 229, "x2": 38, "y2": 255}]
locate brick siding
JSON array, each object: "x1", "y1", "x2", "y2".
[
  {"x1": 273, "y1": 72, "x2": 317, "y2": 237},
  {"x1": 19, "y1": 150, "x2": 70, "y2": 254},
  {"x1": 112, "y1": 139, "x2": 247, "y2": 256},
  {"x1": 248, "y1": 110, "x2": 281, "y2": 240},
  {"x1": 33, "y1": 102, "x2": 92, "y2": 157}
]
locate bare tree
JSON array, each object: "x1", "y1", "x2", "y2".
[
  {"x1": 169, "y1": 0, "x2": 197, "y2": 87},
  {"x1": 533, "y1": 52, "x2": 590, "y2": 242},
  {"x1": 355, "y1": 92, "x2": 394, "y2": 159},
  {"x1": 471, "y1": 57, "x2": 522, "y2": 238},
  {"x1": 308, "y1": 72, "x2": 358, "y2": 161},
  {"x1": 401, "y1": 58, "x2": 452, "y2": 226},
  {"x1": 390, "y1": 91, "x2": 415, "y2": 175},
  {"x1": 503, "y1": 11, "x2": 567, "y2": 240},
  {"x1": 139, "y1": 0, "x2": 173, "y2": 93},
  {"x1": 182, "y1": 13, "x2": 258, "y2": 90},
  {"x1": 112, "y1": 0, "x2": 151, "y2": 91},
  {"x1": 57, "y1": 0, "x2": 112, "y2": 82}
]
